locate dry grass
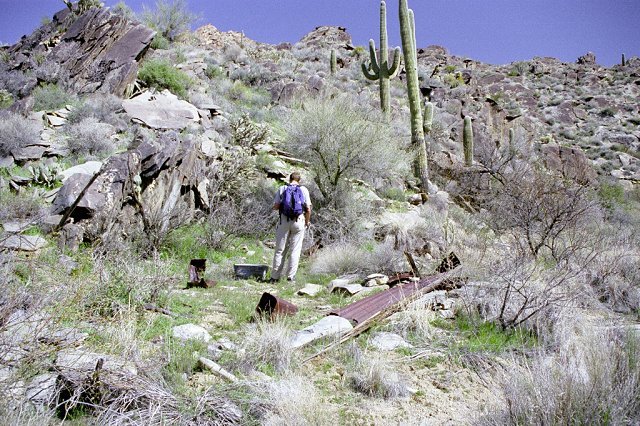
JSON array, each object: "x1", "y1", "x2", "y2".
[
  {"x1": 310, "y1": 240, "x2": 404, "y2": 276},
  {"x1": 237, "y1": 318, "x2": 295, "y2": 374},
  {"x1": 479, "y1": 317, "x2": 640, "y2": 425},
  {"x1": 251, "y1": 375, "x2": 333, "y2": 426},
  {"x1": 344, "y1": 345, "x2": 409, "y2": 399}
]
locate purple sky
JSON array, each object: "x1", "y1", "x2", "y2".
[{"x1": 0, "y1": 0, "x2": 638, "y2": 67}]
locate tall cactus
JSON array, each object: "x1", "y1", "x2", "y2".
[
  {"x1": 622, "y1": 53, "x2": 626, "y2": 66},
  {"x1": 330, "y1": 49, "x2": 337, "y2": 75},
  {"x1": 362, "y1": 1, "x2": 401, "y2": 121},
  {"x1": 423, "y1": 101, "x2": 434, "y2": 134},
  {"x1": 399, "y1": 0, "x2": 429, "y2": 193},
  {"x1": 463, "y1": 116, "x2": 474, "y2": 166}
]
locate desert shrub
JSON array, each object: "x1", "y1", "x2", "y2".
[
  {"x1": 33, "y1": 60, "x2": 65, "y2": 84},
  {"x1": 31, "y1": 83, "x2": 73, "y2": 111},
  {"x1": 0, "y1": 190, "x2": 46, "y2": 224},
  {"x1": 64, "y1": 117, "x2": 116, "y2": 159},
  {"x1": 150, "y1": 34, "x2": 170, "y2": 50},
  {"x1": 0, "y1": 112, "x2": 41, "y2": 156},
  {"x1": 112, "y1": 1, "x2": 135, "y2": 20},
  {"x1": 285, "y1": 94, "x2": 410, "y2": 202},
  {"x1": 237, "y1": 318, "x2": 295, "y2": 374},
  {"x1": 250, "y1": 375, "x2": 332, "y2": 425},
  {"x1": 230, "y1": 114, "x2": 270, "y2": 148},
  {"x1": 141, "y1": 0, "x2": 199, "y2": 42},
  {"x1": 66, "y1": 94, "x2": 125, "y2": 129},
  {"x1": 347, "y1": 351, "x2": 409, "y2": 398},
  {"x1": 310, "y1": 241, "x2": 404, "y2": 276},
  {"x1": 480, "y1": 325, "x2": 640, "y2": 425},
  {"x1": 0, "y1": 88, "x2": 13, "y2": 109},
  {"x1": 137, "y1": 59, "x2": 191, "y2": 98}
]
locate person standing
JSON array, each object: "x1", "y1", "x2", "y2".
[{"x1": 270, "y1": 172, "x2": 311, "y2": 283}]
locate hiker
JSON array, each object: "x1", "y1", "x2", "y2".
[{"x1": 270, "y1": 172, "x2": 311, "y2": 283}]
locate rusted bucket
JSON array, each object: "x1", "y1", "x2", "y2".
[
  {"x1": 255, "y1": 292, "x2": 298, "y2": 318},
  {"x1": 187, "y1": 259, "x2": 216, "y2": 288}
]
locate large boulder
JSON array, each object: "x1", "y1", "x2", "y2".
[{"x1": 122, "y1": 90, "x2": 200, "y2": 130}]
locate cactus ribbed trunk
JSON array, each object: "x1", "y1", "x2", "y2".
[
  {"x1": 400, "y1": 0, "x2": 429, "y2": 192},
  {"x1": 330, "y1": 49, "x2": 337, "y2": 75},
  {"x1": 622, "y1": 53, "x2": 626, "y2": 66},
  {"x1": 362, "y1": 1, "x2": 400, "y2": 122},
  {"x1": 463, "y1": 116, "x2": 474, "y2": 167}
]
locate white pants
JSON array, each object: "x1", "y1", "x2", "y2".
[{"x1": 271, "y1": 215, "x2": 305, "y2": 280}]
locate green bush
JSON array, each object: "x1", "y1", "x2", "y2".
[
  {"x1": 0, "y1": 89, "x2": 14, "y2": 109},
  {"x1": 137, "y1": 59, "x2": 191, "y2": 97},
  {"x1": 141, "y1": 0, "x2": 199, "y2": 42},
  {"x1": 32, "y1": 83, "x2": 73, "y2": 111},
  {"x1": 150, "y1": 34, "x2": 170, "y2": 50}
]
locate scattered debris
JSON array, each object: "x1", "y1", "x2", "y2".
[
  {"x1": 143, "y1": 303, "x2": 178, "y2": 318},
  {"x1": 327, "y1": 276, "x2": 358, "y2": 292},
  {"x1": 297, "y1": 283, "x2": 323, "y2": 297},
  {"x1": 198, "y1": 357, "x2": 238, "y2": 383},
  {"x1": 234, "y1": 263, "x2": 269, "y2": 280},
  {"x1": 331, "y1": 283, "x2": 364, "y2": 296},
  {"x1": 187, "y1": 259, "x2": 216, "y2": 289},
  {"x1": 364, "y1": 273, "x2": 389, "y2": 287},
  {"x1": 255, "y1": 292, "x2": 298, "y2": 319},
  {"x1": 290, "y1": 315, "x2": 353, "y2": 349}
]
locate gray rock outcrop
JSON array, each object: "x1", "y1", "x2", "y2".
[{"x1": 3, "y1": 6, "x2": 155, "y2": 98}]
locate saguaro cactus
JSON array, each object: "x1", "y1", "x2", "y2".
[
  {"x1": 399, "y1": 0, "x2": 429, "y2": 192},
  {"x1": 463, "y1": 116, "x2": 474, "y2": 166},
  {"x1": 423, "y1": 101, "x2": 434, "y2": 134},
  {"x1": 330, "y1": 49, "x2": 337, "y2": 75},
  {"x1": 622, "y1": 53, "x2": 626, "y2": 66},
  {"x1": 362, "y1": 1, "x2": 401, "y2": 121}
]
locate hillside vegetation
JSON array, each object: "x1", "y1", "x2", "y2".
[{"x1": 0, "y1": 1, "x2": 639, "y2": 424}]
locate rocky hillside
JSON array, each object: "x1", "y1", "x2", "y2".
[{"x1": 0, "y1": 2, "x2": 639, "y2": 425}]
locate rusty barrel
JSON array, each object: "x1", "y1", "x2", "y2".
[{"x1": 255, "y1": 292, "x2": 298, "y2": 318}]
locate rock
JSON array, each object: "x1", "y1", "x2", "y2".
[
  {"x1": 370, "y1": 332, "x2": 412, "y2": 351},
  {"x1": 0, "y1": 156, "x2": 15, "y2": 168},
  {"x1": 172, "y1": 324, "x2": 212, "y2": 343},
  {"x1": 39, "y1": 327, "x2": 87, "y2": 347},
  {"x1": 298, "y1": 26, "x2": 352, "y2": 50},
  {"x1": 122, "y1": 90, "x2": 200, "y2": 130},
  {"x1": 440, "y1": 309, "x2": 456, "y2": 319},
  {"x1": 410, "y1": 290, "x2": 448, "y2": 310},
  {"x1": 58, "y1": 223, "x2": 84, "y2": 252},
  {"x1": 577, "y1": 51, "x2": 597, "y2": 65},
  {"x1": 297, "y1": 283, "x2": 323, "y2": 297},
  {"x1": 541, "y1": 144, "x2": 597, "y2": 183},
  {"x1": 11, "y1": 145, "x2": 47, "y2": 163},
  {"x1": 59, "y1": 161, "x2": 102, "y2": 182},
  {"x1": 56, "y1": 349, "x2": 137, "y2": 375},
  {"x1": 2, "y1": 220, "x2": 34, "y2": 233},
  {"x1": 25, "y1": 373, "x2": 58, "y2": 406},
  {"x1": 200, "y1": 139, "x2": 218, "y2": 157},
  {"x1": 0, "y1": 235, "x2": 47, "y2": 251},
  {"x1": 290, "y1": 316, "x2": 353, "y2": 349}
]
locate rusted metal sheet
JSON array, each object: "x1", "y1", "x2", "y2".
[
  {"x1": 187, "y1": 259, "x2": 216, "y2": 288},
  {"x1": 255, "y1": 292, "x2": 298, "y2": 318},
  {"x1": 329, "y1": 274, "x2": 443, "y2": 325}
]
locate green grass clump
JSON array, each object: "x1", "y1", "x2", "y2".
[
  {"x1": 138, "y1": 59, "x2": 191, "y2": 98},
  {"x1": 0, "y1": 89, "x2": 13, "y2": 109},
  {"x1": 434, "y1": 314, "x2": 536, "y2": 354}
]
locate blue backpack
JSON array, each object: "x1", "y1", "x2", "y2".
[{"x1": 280, "y1": 184, "x2": 305, "y2": 220}]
